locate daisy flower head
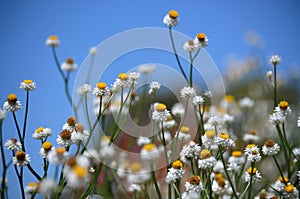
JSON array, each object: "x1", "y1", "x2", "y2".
[
  {"x1": 140, "y1": 143, "x2": 160, "y2": 161},
  {"x1": 127, "y1": 162, "x2": 150, "y2": 184},
  {"x1": 138, "y1": 64, "x2": 157, "y2": 74},
  {"x1": 65, "y1": 165, "x2": 90, "y2": 189},
  {"x1": 148, "y1": 81, "x2": 161, "y2": 95},
  {"x1": 180, "y1": 141, "x2": 201, "y2": 163},
  {"x1": 269, "y1": 111, "x2": 286, "y2": 125},
  {"x1": 3, "y1": 93, "x2": 22, "y2": 112},
  {"x1": 244, "y1": 144, "x2": 261, "y2": 162},
  {"x1": 89, "y1": 47, "x2": 97, "y2": 55},
  {"x1": 62, "y1": 116, "x2": 77, "y2": 131},
  {"x1": 283, "y1": 184, "x2": 299, "y2": 198},
  {"x1": 239, "y1": 97, "x2": 254, "y2": 109},
  {"x1": 93, "y1": 82, "x2": 110, "y2": 97},
  {"x1": 71, "y1": 123, "x2": 89, "y2": 143},
  {"x1": 45, "y1": 35, "x2": 60, "y2": 47},
  {"x1": 171, "y1": 102, "x2": 185, "y2": 117},
  {"x1": 77, "y1": 84, "x2": 92, "y2": 95},
  {"x1": 38, "y1": 178, "x2": 56, "y2": 198},
  {"x1": 13, "y1": 150, "x2": 30, "y2": 167},
  {"x1": 212, "y1": 173, "x2": 232, "y2": 195},
  {"x1": 47, "y1": 147, "x2": 68, "y2": 165},
  {"x1": 165, "y1": 160, "x2": 185, "y2": 184},
  {"x1": 180, "y1": 86, "x2": 196, "y2": 99},
  {"x1": 184, "y1": 175, "x2": 203, "y2": 194},
  {"x1": 25, "y1": 182, "x2": 39, "y2": 195},
  {"x1": 162, "y1": 114, "x2": 176, "y2": 129},
  {"x1": 163, "y1": 10, "x2": 179, "y2": 27},
  {"x1": 136, "y1": 136, "x2": 151, "y2": 146},
  {"x1": 275, "y1": 100, "x2": 292, "y2": 116},
  {"x1": 183, "y1": 40, "x2": 197, "y2": 52},
  {"x1": 228, "y1": 150, "x2": 245, "y2": 169},
  {"x1": 194, "y1": 33, "x2": 209, "y2": 48},
  {"x1": 202, "y1": 130, "x2": 217, "y2": 148},
  {"x1": 152, "y1": 103, "x2": 170, "y2": 122},
  {"x1": 274, "y1": 176, "x2": 289, "y2": 192},
  {"x1": 216, "y1": 133, "x2": 235, "y2": 148},
  {"x1": 244, "y1": 167, "x2": 262, "y2": 183},
  {"x1": 32, "y1": 126, "x2": 52, "y2": 140},
  {"x1": 57, "y1": 129, "x2": 73, "y2": 147},
  {"x1": 176, "y1": 126, "x2": 192, "y2": 141},
  {"x1": 39, "y1": 141, "x2": 53, "y2": 158},
  {"x1": 198, "y1": 149, "x2": 217, "y2": 169},
  {"x1": 128, "y1": 72, "x2": 140, "y2": 84},
  {"x1": 20, "y1": 79, "x2": 37, "y2": 91},
  {"x1": 61, "y1": 57, "x2": 77, "y2": 72},
  {"x1": 243, "y1": 130, "x2": 259, "y2": 143},
  {"x1": 208, "y1": 116, "x2": 224, "y2": 128},
  {"x1": 266, "y1": 70, "x2": 273, "y2": 78},
  {"x1": 4, "y1": 138, "x2": 21, "y2": 151},
  {"x1": 269, "y1": 54, "x2": 281, "y2": 66},
  {"x1": 192, "y1": 95, "x2": 204, "y2": 106},
  {"x1": 262, "y1": 139, "x2": 280, "y2": 156},
  {"x1": 111, "y1": 73, "x2": 132, "y2": 92},
  {"x1": 0, "y1": 108, "x2": 6, "y2": 120},
  {"x1": 99, "y1": 136, "x2": 115, "y2": 159}
]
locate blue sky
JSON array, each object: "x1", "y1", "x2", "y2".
[{"x1": 1, "y1": 0, "x2": 300, "y2": 198}]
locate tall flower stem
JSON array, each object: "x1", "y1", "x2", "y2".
[
  {"x1": 12, "y1": 112, "x2": 24, "y2": 150},
  {"x1": 22, "y1": 91, "x2": 29, "y2": 140},
  {"x1": 247, "y1": 162, "x2": 255, "y2": 199},
  {"x1": 150, "y1": 162, "x2": 162, "y2": 199},
  {"x1": 13, "y1": 165, "x2": 25, "y2": 199},
  {"x1": 0, "y1": 121, "x2": 7, "y2": 199},
  {"x1": 169, "y1": 27, "x2": 188, "y2": 82},
  {"x1": 272, "y1": 156, "x2": 287, "y2": 185},
  {"x1": 189, "y1": 52, "x2": 194, "y2": 87},
  {"x1": 273, "y1": 63, "x2": 277, "y2": 108},
  {"x1": 80, "y1": 163, "x2": 103, "y2": 198}
]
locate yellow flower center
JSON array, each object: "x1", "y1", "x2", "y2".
[
  {"x1": 279, "y1": 176, "x2": 289, "y2": 183},
  {"x1": 67, "y1": 117, "x2": 76, "y2": 126},
  {"x1": 224, "y1": 95, "x2": 235, "y2": 102},
  {"x1": 219, "y1": 133, "x2": 229, "y2": 140},
  {"x1": 7, "y1": 93, "x2": 17, "y2": 104},
  {"x1": 215, "y1": 173, "x2": 224, "y2": 181},
  {"x1": 101, "y1": 136, "x2": 111, "y2": 141},
  {"x1": 143, "y1": 143, "x2": 156, "y2": 151},
  {"x1": 200, "y1": 149, "x2": 211, "y2": 159},
  {"x1": 168, "y1": 10, "x2": 179, "y2": 19},
  {"x1": 60, "y1": 130, "x2": 72, "y2": 140},
  {"x1": 23, "y1": 80, "x2": 33, "y2": 84},
  {"x1": 180, "y1": 126, "x2": 190, "y2": 134},
  {"x1": 72, "y1": 165, "x2": 87, "y2": 178},
  {"x1": 16, "y1": 151, "x2": 26, "y2": 161},
  {"x1": 118, "y1": 73, "x2": 129, "y2": 80},
  {"x1": 56, "y1": 148, "x2": 65, "y2": 155},
  {"x1": 246, "y1": 144, "x2": 255, "y2": 149},
  {"x1": 66, "y1": 57, "x2": 74, "y2": 65},
  {"x1": 97, "y1": 82, "x2": 107, "y2": 89},
  {"x1": 48, "y1": 35, "x2": 58, "y2": 41},
  {"x1": 189, "y1": 175, "x2": 201, "y2": 185},
  {"x1": 247, "y1": 167, "x2": 257, "y2": 175},
  {"x1": 35, "y1": 127, "x2": 44, "y2": 133},
  {"x1": 130, "y1": 162, "x2": 142, "y2": 172},
  {"x1": 284, "y1": 184, "x2": 295, "y2": 193},
  {"x1": 265, "y1": 139, "x2": 275, "y2": 147},
  {"x1": 231, "y1": 151, "x2": 242, "y2": 157},
  {"x1": 279, "y1": 100, "x2": 289, "y2": 110},
  {"x1": 172, "y1": 160, "x2": 183, "y2": 169},
  {"x1": 216, "y1": 175, "x2": 225, "y2": 187},
  {"x1": 27, "y1": 182, "x2": 38, "y2": 187},
  {"x1": 167, "y1": 114, "x2": 173, "y2": 121},
  {"x1": 205, "y1": 130, "x2": 216, "y2": 138},
  {"x1": 42, "y1": 141, "x2": 52, "y2": 151},
  {"x1": 155, "y1": 103, "x2": 167, "y2": 112},
  {"x1": 197, "y1": 33, "x2": 206, "y2": 41}
]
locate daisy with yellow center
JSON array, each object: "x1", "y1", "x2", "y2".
[
  {"x1": 184, "y1": 175, "x2": 204, "y2": 193},
  {"x1": 216, "y1": 133, "x2": 235, "y2": 148},
  {"x1": 47, "y1": 147, "x2": 67, "y2": 165},
  {"x1": 140, "y1": 143, "x2": 160, "y2": 160},
  {"x1": 4, "y1": 138, "x2": 21, "y2": 151},
  {"x1": 274, "y1": 100, "x2": 292, "y2": 116},
  {"x1": 130, "y1": 162, "x2": 142, "y2": 172},
  {"x1": 155, "y1": 103, "x2": 167, "y2": 112},
  {"x1": 166, "y1": 160, "x2": 185, "y2": 184},
  {"x1": 194, "y1": 32, "x2": 209, "y2": 48},
  {"x1": 245, "y1": 166, "x2": 262, "y2": 182},
  {"x1": 176, "y1": 126, "x2": 192, "y2": 141},
  {"x1": 25, "y1": 182, "x2": 39, "y2": 194},
  {"x1": 198, "y1": 149, "x2": 216, "y2": 169},
  {"x1": 202, "y1": 130, "x2": 217, "y2": 148},
  {"x1": 127, "y1": 162, "x2": 150, "y2": 184},
  {"x1": 45, "y1": 35, "x2": 60, "y2": 47},
  {"x1": 163, "y1": 10, "x2": 179, "y2": 27},
  {"x1": 152, "y1": 103, "x2": 170, "y2": 122},
  {"x1": 262, "y1": 139, "x2": 280, "y2": 156},
  {"x1": 39, "y1": 141, "x2": 53, "y2": 158},
  {"x1": 3, "y1": 93, "x2": 22, "y2": 111},
  {"x1": 57, "y1": 129, "x2": 73, "y2": 147},
  {"x1": 13, "y1": 150, "x2": 31, "y2": 167},
  {"x1": 282, "y1": 184, "x2": 299, "y2": 198},
  {"x1": 20, "y1": 79, "x2": 37, "y2": 91},
  {"x1": 65, "y1": 165, "x2": 90, "y2": 189},
  {"x1": 32, "y1": 126, "x2": 52, "y2": 140},
  {"x1": 61, "y1": 57, "x2": 77, "y2": 72},
  {"x1": 93, "y1": 82, "x2": 110, "y2": 97},
  {"x1": 180, "y1": 141, "x2": 201, "y2": 163}
]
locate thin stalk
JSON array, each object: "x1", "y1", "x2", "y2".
[
  {"x1": 273, "y1": 64, "x2": 277, "y2": 108},
  {"x1": 189, "y1": 52, "x2": 194, "y2": 87},
  {"x1": 13, "y1": 165, "x2": 25, "y2": 199},
  {"x1": 169, "y1": 27, "x2": 188, "y2": 82},
  {"x1": 150, "y1": 162, "x2": 162, "y2": 199},
  {"x1": 160, "y1": 122, "x2": 169, "y2": 167},
  {"x1": 80, "y1": 163, "x2": 103, "y2": 198},
  {"x1": 51, "y1": 47, "x2": 65, "y2": 80},
  {"x1": 272, "y1": 156, "x2": 287, "y2": 185},
  {"x1": 22, "y1": 91, "x2": 29, "y2": 139},
  {"x1": 12, "y1": 112, "x2": 24, "y2": 150},
  {"x1": 247, "y1": 163, "x2": 255, "y2": 199},
  {"x1": 84, "y1": 94, "x2": 92, "y2": 131},
  {"x1": 0, "y1": 122, "x2": 7, "y2": 199},
  {"x1": 172, "y1": 182, "x2": 182, "y2": 199},
  {"x1": 111, "y1": 169, "x2": 131, "y2": 199}
]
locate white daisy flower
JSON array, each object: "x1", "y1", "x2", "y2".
[
  {"x1": 266, "y1": 70, "x2": 273, "y2": 78},
  {"x1": 283, "y1": 184, "x2": 299, "y2": 198},
  {"x1": 215, "y1": 133, "x2": 235, "y2": 148},
  {"x1": 192, "y1": 95, "x2": 204, "y2": 106},
  {"x1": 194, "y1": 33, "x2": 209, "y2": 48},
  {"x1": 140, "y1": 143, "x2": 160, "y2": 161},
  {"x1": 4, "y1": 138, "x2": 21, "y2": 151},
  {"x1": 39, "y1": 141, "x2": 53, "y2": 158},
  {"x1": 25, "y1": 182, "x2": 38, "y2": 195},
  {"x1": 45, "y1": 35, "x2": 60, "y2": 47},
  {"x1": 57, "y1": 130, "x2": 73, "y2": 147},
  {"x1": 275, "y1": 100, "x2": 292, "y2": 116},
  {"x1": 152, "y1": 103, "x2": 170, "y2": 122},
  {"x1": 39, "y1": 178, "x2": 56, "y2": 198},
  {"x1": 128, "y1": 72, "x2": 140, "y2": 84},
  {"x1": 137, "y1": 136, "x2": 151, "y2": 146},
  {"x1": 171, "y1": 103, "x2": 185, "y2": 117},
  {"x1": 244, "y1": 144, "x2": 261, "y2": 162},
  {"x1": 32, "y1": 126, "x2": 52, "y2": 140},
  {"x1": 244, "y1": 167, "x2": 262, "y2": 183},
  {"x1": 162, "y1": 114, "x2": 176, "y2": 129},
  {"x1": 47, "y1": 148, "x2": 68, "y2": 165},
  {"x1": 269, "y1": 111, "x2": 286, "y2": 125},
  {"x1": 93, "y1": 82, "x2": 110, "y2": 97},
  {"x1": 180, "y1": 86, "x2": 196, "y2": 99},
  {"x1": 262, "y1": 139, "x2": 280, "y2": 156},
  {"x1": 3, "y1": 93, "x2": 22, "y2": 112},
  {"x1": 198, "y1": 149, "x2": 216, "y2": 169},
  {"x1": 148, "y1": 81, "x2": 161, "y2": 95},
  {"x1": 65, "y1": 165, "x2": 90, "y2": 189},
  {"x1": 175, "y1": 126, "x2": 191, "y2": 142},
  {"x1": 269, "y1": 54, "x2": 281, "y2": 65},
  {"x1": 184, "y1": 175, "x2": 203, "y2": 193},
  {"x1": 163, "y1": 10, "x2": 179, "y2": 27},
  {"x1": 111, "y1": 73, "x2": 132, "y2": 92},
  {"x1": 13, "y1": 150, "x2": 30, "y2": 167},
  {"x1": 183, "y1": 40, "x2": 197, "y2": 52},
  {"x1": 89, "y1": 47, "x2": 97, "y2": 55},
  {"x1": 62, "y1": 117, "x2": 77, "y2": 132},
  {"x1": 71, "y1": 123, "x2": 89, "y2": 143},
  {"x1": 228, "y1": 151, "x2": 245, "y2": 166},
  {"x1": 127, "y1": 162, "x2": 150, "y2": 184},
  {"x1": 243, "y1": 130, "x2": 259, "y2": 143},
  {"x1": 212, "y1": 173, "x2": 232, "y2": 195},
  {"x1": 165, "y1": 160, "x2": 185, "y2": 184},
  {"x1": 202, "y1": 130, "x2": 217, "y2": 149},
  {"x1": 77, "y1": 84, "x2": 92, "y2": 95},
  {"x1": 61, "y1": 57, "x2": 77, "y2": 72},
  {"x1": 208, "y1": 116, "x2": 224, "y2": 127},
  {"x1": 20, "y1": 80, "x2": 37, "y2": 91},
  {"x1": 274, "y1": 176, "x2": 289, "y2": 192},
  {"x1": 180, "y1": 141, "x2": 201, "y2": 163},
  {"x1": 239, "y1": 97, "x2": 254, "y2": 109}
]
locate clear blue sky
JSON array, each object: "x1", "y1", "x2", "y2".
[{"x1": 1, "y1": 0, "x2": 300, "y2": 198}]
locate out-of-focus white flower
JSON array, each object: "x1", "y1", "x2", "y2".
[
  {"x1": 148, "y1": 81, "x2": 161, "y2": 95},
  {"x1": 39, "y1": 178, "x2": 56, "y2": 198},
  {"x1": 137, "y1": 136, "x2": 151, "y2": 146},
  {"x1": 202, "y1": 130, "x2": 217, "y2": 149},
  {"x1": 138, "y1": 64, "x2": 156, "y2": 74},
  {"x1": 39, "y1": 141, "x2": 53, "y2": 158},
  {"x1": 61, "y1": 57, "x2": 77, "y2": 72},
  {"x1": 262, "y1": 139, "x2": 280, "y2": 156},
  {"x1": 282, "y1": 184, "x2": 299, "y2": 198},
  {"x1": 47, "y1": 147, "x2": 68, "y2": 165},
  {"x1": 244, "y1": 167, "x2": 262, "y2": 183},
  {"x1": 171, "y1": 103, "x2": 185, "y2": 117},
  {"x1": 239, "y1": 97, "x2": 254, "y2": 109},
  {"x1": 163, "y1": 10, "x2": 179, "y2": 27},
  {"x1": 4, "y1": 138, "x2": 21, "y2": 151},
  {"x1": 89, "y1": 47, "x2": 97, "y2": 55},
  {"x1": 78, "y1": 84, "x2": 92, "y2": 95},
  {"x1": 128, "y1": 72, "x2": 140, "y2": 84},
  {"x1": 183, "y1": 40, "x2": 197, "y2": 52},
  {"x1": 298, "y1": 117, "x2": 300, "y2": 127},
  {"x1": 0, "y1": 108, "x2": 6, "y2": 120},
  {"x1": 165, "y1": 160, "x2": 185, "y2": 184},
  {"x1": 13, "y1": 150, "x2": 30, "y2": 167},
  {"x1": 45, "y1": 35, "x2": 60, "y2": 47},
  {"x1": 266, "y1": 70, "x2": 273, "y2": 78},
  {"x1": 269, "y1": 55, "x2": 281, "y2": 65},
  {"x1": 152, "y1": 103, "x2": 170, "y2": 122},
  {"x1": 20, "y1": 79, "x2": 37, "y2": 91},
  {"x1": 180, "y1": 141, "x2": 201, "y2": 163},
  {"x1": 212, "y1": 173, "x2": 232, "y2": 195},
  {"x1": 180, "y1": 86, "x2": 196, "y2": 99},
  {"x1": 140, "y1": 143, "x2": 160, "y2": 161},
  {"x1": 32, "y1": 126, "x2": 52, "y2": 140},
  {"x1": 25, "y1": 182, "x2": 38, "y2": 195},
  {"x1": 65, "y1": 165, "x2": 90, "y2": 189},
  {"x1": 194, "y1": 33, "x2": 209, "y2": 48},
  {"x1": 175, "y1": 126, "x2": 191, "y2": 141},
  {"x1": 192, "y1": 95, "x2": 204, "y2": 106},
  {"x1": 243, "y1": 130, "x2": 259, "y2": 143},
  {"x1": 162, "y1": 114, "x2": 176, "y2": 129},
  {"x1": 3, "y1": 93, "x2": 22, "y2": 112},
  {"x1": 127, "y1": 162, "x2": 150, "y2": 184},
  {"x1": 71, "y1": 123, "x2": 89, "y2": 143},
  {"x1": 198, "y1": 149, "x2": 216, "y2": 169}
]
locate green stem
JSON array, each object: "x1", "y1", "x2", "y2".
[
  {"x1": 12, "y1": 112, "x2": 24, "y2": 150},
  {"x1": 80, "y1": 163, "x2": 103, "y2": 198},
  {"x1": 272, "y1": 156, "x2": 287, "y2": 185},
  {"x1": 273, "y1": 64, "x2": 277, "y2": 108},
  {"x1": 150, "y1": 162, "x2": 162, "y2": 199},
  {"x1": 247, "y1": 163, "x2": 255, "y2": 199},
  {"x1": 0, "y1": 122, "x2": 7, "y2": 199},
  {"x1": 22, "y1": 91, "x2": 29, "y2": 140},
  {"x1": 172, "y1": 182, "x2": 182, "y2": 199},
  {"x1": 13, "y1": 165, "x2": 25, "y2": 199},
  {"x1": 161, "y1": 122, "x2": 169, "y2": 167},
  {"x1": 189, "y1": 52, "x2": 194, "y2": 87}
]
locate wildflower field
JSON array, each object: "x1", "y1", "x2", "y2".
[{"x1": 1, "y1": 3, "x2": 300, "y2": 199}]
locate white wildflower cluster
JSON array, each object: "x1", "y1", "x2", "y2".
[
  {"x1": 165, "y1": 160, "x2": 185, "y2": 184},
  {"x1": 180, "y1": 141, "x2": 201, "y2": 163}
]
